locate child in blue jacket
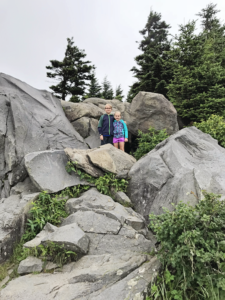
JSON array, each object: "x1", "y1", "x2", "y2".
[
  {"x1": 113, "y1": 111, "x2": 128, "y2": 152},
  {"x1": 98, "y1": 104, "x2": 114, "y2": 145}
]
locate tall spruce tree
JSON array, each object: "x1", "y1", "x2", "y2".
[
  {"x1": 101, "y1": 77, "x2": 114, "y2": 99},
  {"x1": 127, "y1": 10, "x2": 171, "y2": 102},
  {"x1": 167, "y1": 21, "x2": 225, "y2": 123},
  {"x1": 115, "y1": 85, "x2": 124, "y2": 101},
  {"x1": 46, "y1": 37, "x2": 93, "y2": 102},
  {"x1": 84, "y1": 71, "x2": 101, "y2": 98}
]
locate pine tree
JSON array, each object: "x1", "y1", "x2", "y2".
[
  {"x1": 167, "y1": 21, "x2": 225, "y2": 123},
  {"x1": 101, "y1": 77, "x2": 114, "y2": 99},
  {"x1": 127, "y1": 10, "x2": 171, "y2": 102},
  {"x1": 84, "y1": 71, "x2": 101, "y2": 98},
  {"x1": 114, "y1": 85, "x2": 124, "y2": 101},
  {"x1": 197, "y1": 3, "x2": 225, "y2": 67},
  {"x1": 46, "y1": 37, "x2": 93, "y2": 101}
]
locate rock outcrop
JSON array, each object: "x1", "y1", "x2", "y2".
[
  {"x1": 65, "y1": 144, "x2": 136, "y2": 179},
  {"x1": 0, "y1": 193, "x2": 39, "y2": 262},
  {"x1": 63, "y1": 93, "x2": 179, "y2": 150},
  {"x1": 128, "y1": 127, "x2": 225, "y2": 219},
  {"x1": 0, "y1": 73, "x2": 88, "y2": 199},
  {"x1": 0, "y1": 188, "x2": 158, "y2": 300}
]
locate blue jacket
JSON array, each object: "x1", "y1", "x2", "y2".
[
  {"x1": 98, "y1": 114, "x2": 114, "y2": 136},
  {"x1": 113, "y1": 120, "x2": 128, "y2": 139}
]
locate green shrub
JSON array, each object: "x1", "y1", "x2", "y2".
[
  {"x1": 148, "y1": 191, "x2": 225, "y2": 299},
  {"x1": 134, "y1": 127, "x2": 169, "y2": 160},
  {"x1": 66, "y1": 161, "x2": 128, "y2": 195},
  {"x1": 193, "y1": 115, "x2": 225, "y2": 148}
]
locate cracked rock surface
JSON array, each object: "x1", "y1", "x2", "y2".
[
  {"x1": 0, "y1": 73, "x2": 88, "y2": 199},
  {"x1": 128, "y1": 127, "x2": 225, "y2": 219},
  {"x1": 1, "y1": 188, "x2": 157, "y2": 299}
]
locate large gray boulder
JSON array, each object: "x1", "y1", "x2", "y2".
[
  {"x1": 0, "y1": 254, "x2": 159, "y2": 300},
  {"x1": 128, "y1": 127, "x2": 225, "y2": 219},
  {"x1": 0, "y1": 193, "x2": 39, "y2": 262},
  {"x1": 25, "y1": 150, "x2": 89, "y2": 193},
  {"x1": 126, "y1": 92, "x2": 179, "y2": 136},
  {"x1": 65, "y1": 144, "x2": 136, "y2": 179},
  {"x1": 0, "y1": 73, "x2": 88, "y2": 199}
]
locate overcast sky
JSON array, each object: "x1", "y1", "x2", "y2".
[{"x1": 1, "y1": 0, "x2": 225, "y2": 99}]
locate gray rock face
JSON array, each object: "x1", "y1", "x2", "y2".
[
  {"x1": 17, "y1": 256, "x2": 43, "y2": 275},
  {"x1": 87, "y1": 144, "x2": 136, "y2": 178},
  {"x1": 24, "y1": 222, "x2": 89, "y2": 254},
  {"x1": 65, "y1": 144, "x2": 136, "y2": 179},
  {"x1": 126, "y1": 92, "x2": 179, "y2": 136},
  {"x1": 84, "y1": 94, "x2": 178, "y2": 136},
  {"x1": 0, "y1": 193, "x2": 39, "y2": 262},
  {"x1": 128, "y1": 127, "x2": 225, "y2": 219},
  {"x1": 112, "y1": 190, "x2": 132, "y2": 207},
  {"x1": 65, "y1": 188, "x2": 145, "y2": 232},
  {"x1": 61, "y1": 100, "x2": 104, "y2": 121},
  {"x1": 1, "y1": 186, "x2": 157, "y2": 299},
  {"x1": 10, "y1": 177, "x2": 39, "y2": 197},
  {"x1": 64, "y1": 148, "x2": 104, "y2": 178},
  {"x1": 25, "y1": 150, "x2": 89, "y2": 193},
  {"x1": 42, "y1": 223, "x2": 90, "y2": 254},
  {"x1": 0, "y1": 73, "x2": 88, "y2": 199},
  {"x1": 0, "y1": 254, "x2": 159, "y2": 300}
]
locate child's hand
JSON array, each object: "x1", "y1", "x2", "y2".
[
  {"x1": 125, "y1": 138, "x2": 128, "y2": 142},
  {"x1": 100, "y1": 135, "x2": 103, "y2": 141}
]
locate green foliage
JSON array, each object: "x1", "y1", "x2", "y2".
[
  {"x1": 114, "y1": 85, "x2": 124, "y2": 101},
  {"x1": 84, "y1": 71, "x2": 102, "y2": 99},
  {"x1": 46, "y1": 37, "x2": 94, "y2": 101},
  {"x1": 22, "y1": 191, "x2": 69, "y2": 242},
  {"x1": 193, "y1": 115, "x2": 225, "y2": 148},
  {"x1": 101, "y1": 76, "x2": 114, "y2": 99},
  {"x1": 66, "y1": 161, "x2": 128, "y2": 195},
  {"x1": 167, "y1": 22, "x2": 225, "y2": 123},
  {"x1": 134, "y1": 127, "x2": 168, "y2": 160},
  {"x1": 148, "y1": 191, "x2": 225, "y2": 299},
  {"x1": 127, "y1": 10, "x2": 171, "y2": 102}
]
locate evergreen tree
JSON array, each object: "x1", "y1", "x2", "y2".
[
  {"x1": 167, "y1": 21, "x2": 225, "y2": 123},
  {"x1": 197, "y1": 3, "x2": 225, "y2": 67},
  {"x1": 114, "y1": 85, "x2": 124, "y2": 101},
  {"x1": 46, "y1": 37, "x2": 93, "y2": 101},
  {"x1": 84, "y1": 71, "x2": 101, "y2": 98},
  {"x1": 101, "y1": 77, "x2": 114, "y2": 99},
  {"x1": 127, "y1": 10, "x2": 171, "y2": 102}
]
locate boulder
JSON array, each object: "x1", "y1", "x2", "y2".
[
  {"x1": 111, "y1": 190, "x2": 132, "y2": 207},
  {"x1": 65, "y1": 188, "x2": 145, "y2": 232},
  {"x1": 87, "y1": 144, "x2": 136, "y2": 178},
  {"x1": 0, "y1": 254, "x2": 159, "y2": 300},
  {"x1": 10, "y1": 177, "x2": 39, "y2": 197},
  {"x1": 24, "y1": 222, "x2": 89, "y2": 254},
  {"x1": 0, "y1": 193, "x2": 39, "y2": 262},
  {"x1": 61, "y1": 100, "x2": 104, "y2": 122},
  {"x1": 41, "y1": 223, "x2": 90, "y2": 254},
  {"x1": 71, "y1": 117, "x2": 90, "y2": 138},
  {"x1": 64, "y1": 148, "x2": 104, "y2": 178},
  {"x1": 0, "y1": 73, "x2": 88, "y2": 199},
  {"x1": 17, "y1": 257, "x2": 43, "y2": 275},
  {"x1": 126, "y1": 91, "x2": 179, "y2": 136},
  {"x1": 128, "y1": 127, "x2": 225, "y2": 219},
  {"x1": 25, "y1": 150, "x2": 89, "y2": 193}
]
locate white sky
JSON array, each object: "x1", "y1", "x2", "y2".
[{"x1": 1, "y1": 0, "x2": 225, "y2": 99}]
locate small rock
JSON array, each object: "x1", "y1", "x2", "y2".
[{"x1": 17, "y1": 256, "x2": 43, "y2": 275}]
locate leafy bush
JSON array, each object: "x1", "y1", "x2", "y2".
[
  {"x1": 193, "y1": 115, "x2": 225, "y2": 148},
  {"x1": 134, "y1": 127, "x2": 169, "y2": 160},
  {"x1": 66, "y1": 161, "x2": 128, "y2": 195},
  {"x1": 148, "y1": 191, "x2": 225, "y2": 299}
]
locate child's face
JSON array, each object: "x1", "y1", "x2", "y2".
[
  {"x1": 105, "y1": 106, "x2": 112, "y2": 115},
  {"x1": 114, "y1": 113, "x2": 121, "y2": 121}
]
